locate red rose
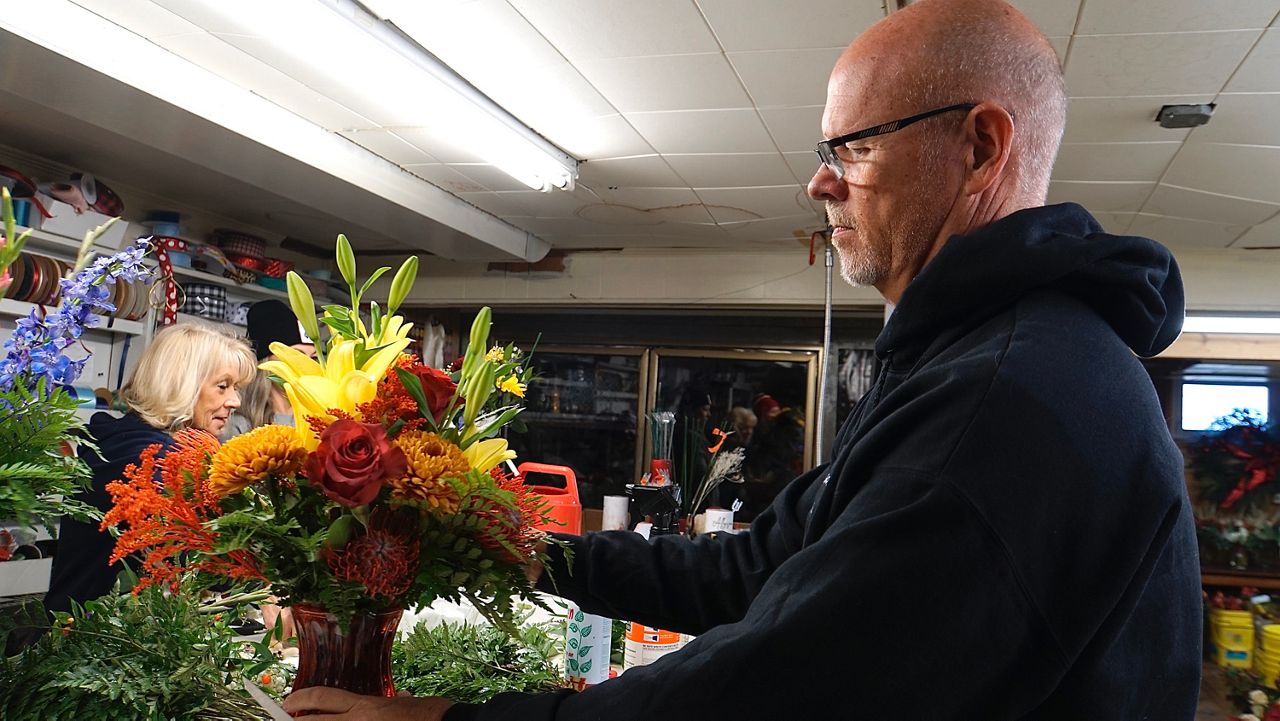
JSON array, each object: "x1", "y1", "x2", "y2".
[
  {"x1": 407, "y1": 365, "x2": 460, "y2": 422},
  {"x1": 305, "y1": 420, "x2": 407, "y2": 507}
]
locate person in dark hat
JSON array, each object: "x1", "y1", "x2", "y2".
[{"x1": 221, "y1": 299, "x2": 314, "y2": 440}]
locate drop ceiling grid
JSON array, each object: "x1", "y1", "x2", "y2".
[
  {"x1": 1057, "y1": 2, "x2": 1280, "y2": 250},
  {"x1": 53, "y1": 0, "x2": 1280, "y2": 255}
]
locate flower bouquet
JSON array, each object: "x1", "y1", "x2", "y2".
[{"x1": 103, "y1": 234, "x2": 553, "y2": 697}]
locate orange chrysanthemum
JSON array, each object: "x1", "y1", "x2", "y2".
[
  {"x1": 102, "y1": 429, "x2": 264, "y2": 592},
  {"x1": 386, "y1": 430, "x2": 468, "y2": 513},
  {"x1": 207, "y1": 424, "x2": 307, "y2": 497}
]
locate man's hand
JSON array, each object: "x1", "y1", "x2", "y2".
[
  {"x1": 282, "y1": 687, "x2": 453, "y2": 720},
  {"x1": 526, "y1": 539, "x2": 547, "y2": 586}
]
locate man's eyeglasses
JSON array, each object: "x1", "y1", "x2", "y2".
[{"x1": 814, "y1": 103, "x2": 977, "y2": 179}]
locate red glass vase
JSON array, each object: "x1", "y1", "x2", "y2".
[{"x1": 291, "y1": 604, "x2": 404, "y2": 698}]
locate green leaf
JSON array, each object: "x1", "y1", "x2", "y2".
[
  {"x1": 357, "y1": 266, "x2": 392, "y2": 304},
  {"x1": 580, "y1": 626, "x2": 592, "y2": 637},
  {"x1": 567, "y1": 636, "x2": 578, "y2": 649},
  {"x1": 579, "y1": 659, "x2": 592, "y2": 674}
]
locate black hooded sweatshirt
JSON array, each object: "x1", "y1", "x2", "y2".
[
  {"x1": 44, "y1": 412, "x2": 172, "y2": 614},
  {"x1": 445, "y1": 204, "x2": 1202, "y2": 721}
]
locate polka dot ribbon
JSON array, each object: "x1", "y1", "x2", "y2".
[{"x1": 149, "y1": 236, "x2": 189, "y2": 326}]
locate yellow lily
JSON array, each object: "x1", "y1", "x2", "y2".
[
  {"x1": 363, "y1": 313, "x2": 413, "y2": 349},
  {"x1": 462, "y1": 438, "x2": 517, "y2": 473},
  {"x1": 497, "y1": 376, "x2": 526, "y2": 398},
  {"x1": 261, "y1": 332, "x2": 411, "y2": 449}
]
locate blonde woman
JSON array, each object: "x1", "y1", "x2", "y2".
[{"x1": 44, "y1": 322, "x2": 256, "y2": 614}]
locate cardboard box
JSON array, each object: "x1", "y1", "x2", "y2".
[{"x1": 39, "y1": 199, "x2": 128, "y2": 248}]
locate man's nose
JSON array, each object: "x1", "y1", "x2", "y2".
[{"x1": 808, "y1": 162, "x2": 847, "y2": 203}]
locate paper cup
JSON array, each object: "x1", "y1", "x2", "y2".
[{"x1": 602, "y1": 495, "x2": 629, "y2": 532}]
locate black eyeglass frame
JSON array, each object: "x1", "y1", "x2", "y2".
[{"x1": 814, "y1": 102, "x2": 978, "y2": 179}]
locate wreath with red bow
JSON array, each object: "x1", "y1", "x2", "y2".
[{"x1": 1191, "y1": 411, "x2": 1280, "y2": 511}]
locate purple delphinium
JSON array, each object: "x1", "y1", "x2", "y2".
[{"x1": 0, "y1": 239, "x2": 152, "y2": 393}]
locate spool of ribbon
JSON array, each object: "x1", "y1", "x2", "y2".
[
  {"x1": 261, "y1": 258, "x2": 294, "y2": 279},
  {"x1": 0, "y1": 166, "x2": 52, "y2": 219},
  {"x1": 225, "y1": 252, "x2": 265, "y2": 271},
  {"x1": 71, "y1": 173, "x2": 124, "y2": 216}
]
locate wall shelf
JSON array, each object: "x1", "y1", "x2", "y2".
[
  {"x1": 170, "y1": 265, "x2": 290, "y2": 301},
  {"x1": 0, "y1": 297, "x2": 147, "y2": 336},
  {"x1": 1203, "y1": 571, "x2": 1280, "y2": 591}
]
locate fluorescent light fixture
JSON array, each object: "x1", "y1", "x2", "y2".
[
  {"x1": 1182, "y1": 316, "x2": 1280, "y2": 334},
  {"x1": 0, "y1": 0, "x2": 552, "y2": 260},
  {"x1": 325, "y1": 0, "x2": 579, "y2": 192},
  {"x1": 6, "y1": 0, "x2": 578, "y2": 194}
]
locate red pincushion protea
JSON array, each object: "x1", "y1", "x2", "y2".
[
  {"x1": 326, "y1": 508, "x2": 421, "y2": 601},
  {"x1": 475, "y1": 467, "x2": 549, "y2": 563}
]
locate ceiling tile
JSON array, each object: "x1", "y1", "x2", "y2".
[
  {"x1": 75, "y1": 0, "x2": 203, "y2": 37},
  {"x1": 508, "y1": 0, "x2": 719, "y2": 60},
  {"x1": 695, "y1": 186, "x2": 817, "y2": 223},
  {"x1": 457, "y1": 192, "x2": 540, "y2": 219},
  {"x1": 148, "y1": 32, "x2": 378, "y2": 131},
  {"x1": 1046, "y1": 181, "x2": 1154, "y2": 212},
  {"x1": 1087, "y1": 211, "x2": 1138, "y2": 235},
  {"x1": 569, "y1": 201, "x2": 717, "y2": 225},
  {"x1": 695, "y1": 0, "x2": 881, "y2": 52},
  {"x1": 1008, "y1": 0, "x2": 1082, "y2": 36},
  {"x1": 1162, "y1": 143, "x2": 1280, "y2": 204},
  {"x1": 1051, "y1": 143, "x2": 1181, "y2": 182},
  {"x1": 760, "y1": 106, "x2": 825, "y2": 155},
  {"x1": 1233, "y1": 215, "x2": 1280, "y2": 248},
  {"x1": 576, "y1": 54, "x2": 751, "y2": 113},
  {"x1": 1227, "y1": 29, "x2": 1280, "y2": 91},
  {"x1": 588, "y1": 186, "x2": 704, "y2": 209},
  {"x1": 729, "y1": 48, "x2": 843, "y2": 108},
  {"x1": 664, "y1": 153, "x2": 797, "y2": 188},
  {"x1": 404, "y1": 164, "x2": 490, "y2": 194},
  {"x1": 721, "y1": 215, "x2": 825, "y2": 242},
  {"x1": 551, "y1": 115, "x2": 654, "y2": 161},
  {"x1": 377, "y1": 0, "x2": 564, "y2": 76},
  {"x1": 1191, "y1": 93, "x2": 1280, "y2": 146},
  {"x1": 1076, "y1": 0, "x2": 1280, "y2": 34},
  {"x1": 577, "y1": 155, "x2": 688, "y2": 189},
  {"x1": 1047, "y1": 36, "x2": 1070, "y2": 65},
  {"x1": 1142, "y1": 184, "x2": 1280, "y2": 225},
  {"x1": 1128, "y1": 213, "x2": 1249, "y2": 250},
  {"x1": 625, "y1": 109, "x2": 774, "y2": 154},
  {"x1": 783, "y1": 152, "x2": 824, "y2": 187},
  {"x1": 463, "y1": 61, "x2": 619, "y2": 141},
  {"x1": 1065, "y1": 31, "x2": 1259, "y2": 96},
  {"x1": 458, "y1": 189, "x2": 595, "y2": 219},
  {"x1": 1063, "y1": 96, "x2": 1207, "y2": 143},
  {"x1": 394, "y1": 128, "x2": 489, "y2": 164},
  {"x1": 339, "y1": 129, "x2": 437, "y2": 165}
]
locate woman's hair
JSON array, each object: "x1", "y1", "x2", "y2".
[
  {"x1": 235, "y1": 369, "x2": 278, "y2": 430},
  {"x1": 120, "y1": 322, "x2": 256, "y2": 431}
]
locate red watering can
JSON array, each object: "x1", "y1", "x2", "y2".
[{"x1": 519, "y1": 462, "x2": 581, "y2": 535}]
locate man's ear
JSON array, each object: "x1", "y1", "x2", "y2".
[{"x1": 961, "y1": 102, "x2": 1015, "y2": 196}]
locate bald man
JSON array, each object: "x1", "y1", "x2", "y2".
[{"x1": 286, "y1": 1, "x2": 1200, "y2": 719}]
